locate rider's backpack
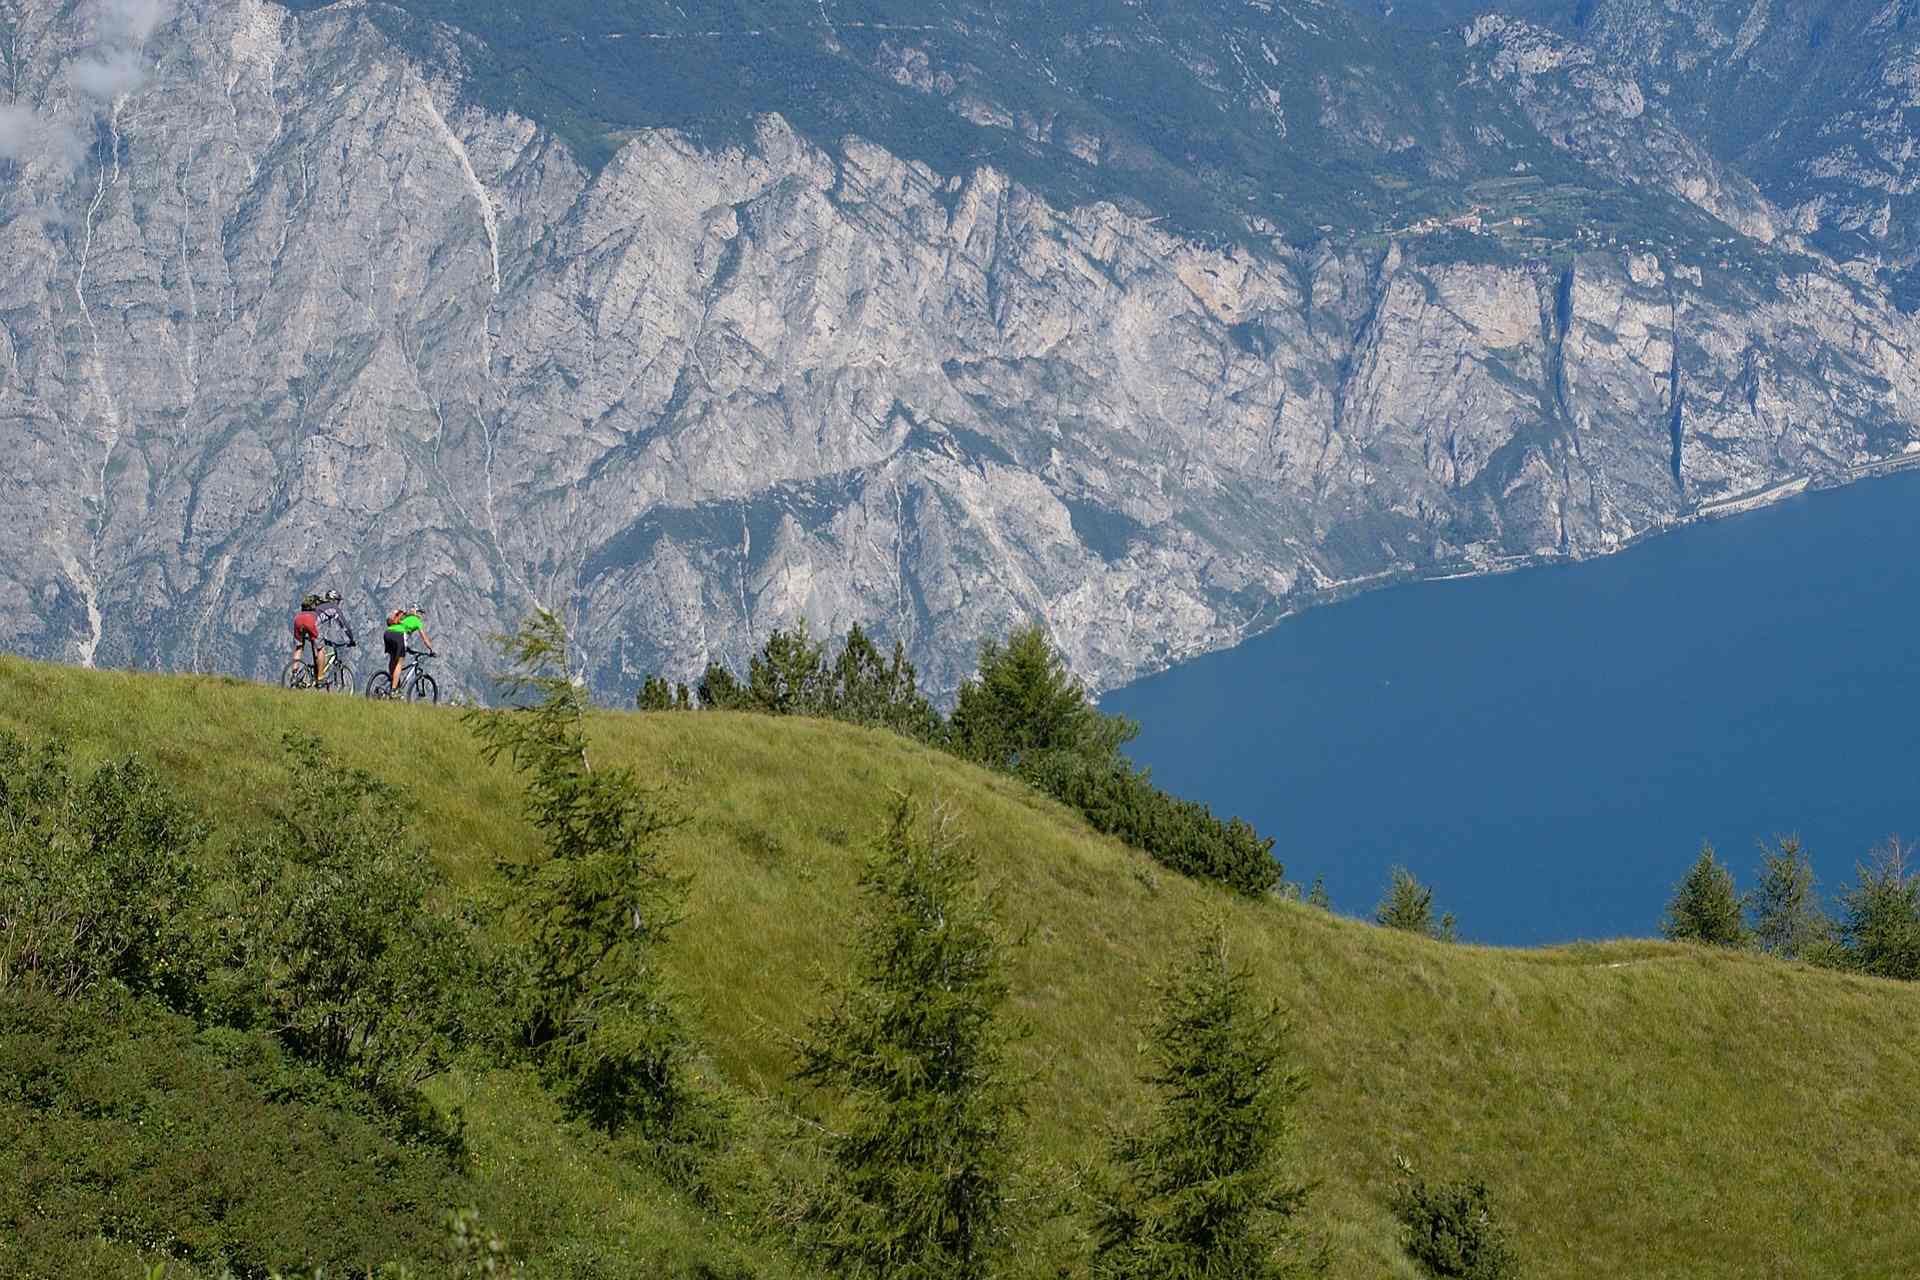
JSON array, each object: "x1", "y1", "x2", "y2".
[{"x1": 299, "y1": 593, "x2": 324, "y2": 611}]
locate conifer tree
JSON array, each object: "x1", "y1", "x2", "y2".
[
  {"x1": 832, "y1": 623, "x2": 940, "y2": 739},
  {"x1": 1835, "y1": 839, "x2": 1920, "y2": 980},
  {"x1": 637, "y1": 675, "x2": 675, "y2": 711},
  {"x1": 794, "y1": 797, "x2": 1021, "y2": 1280},
  {"x1": 747, "y1": 620, "x2": 831, "y2": 714},
  {"x1": 466, "y1": 610, "x2": 698, "y2": 1136},
  {"x1": 1094, "y1": 929, "x2": 1323, "y2": 1280},
  {"x1": 696, "y1": 663, "x2": 746, "y2": 709},
  {"x1": 1306, "y1": 875, "x2": 1331, "y2": 912},
  {"x1": 1662, "y1": 843, "x2": 1747, "y2": 947},
  {"x1": 949, "y1": 623, "x2": 1133, "y2": 770},
  {"x1": 1388, "y1": 1157, "x2": 1518, "y2": 1280},
  {"x1": 1376, "y1": 867, "x2": 1454, "y2": 940},
  {"x1": 1747, "y1": 836, "x2": 1828, "y2": 959}
]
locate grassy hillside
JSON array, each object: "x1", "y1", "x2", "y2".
[{"x1": 3, "y1": 655, "x2": 1917, "y2": 1277}]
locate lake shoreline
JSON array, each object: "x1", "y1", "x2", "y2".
[{"x1": 1097, "y1": 446, "x2": 1920, "y2": 701}]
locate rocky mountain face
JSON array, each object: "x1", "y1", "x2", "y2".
[{"x1": 2, "y1": 0, "x2": 1918, "y2": 701}]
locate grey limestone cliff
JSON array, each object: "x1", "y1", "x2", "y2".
[{"x1": 2, "y1": 0, "x2": 1917, "y2": 701}]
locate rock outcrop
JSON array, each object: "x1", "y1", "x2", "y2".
[{"x1": 2, "y1": 0, "x2": 1917, "y2": 700}]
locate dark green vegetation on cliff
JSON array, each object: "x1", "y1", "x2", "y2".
[
  {"x1": 272, "y1": 0, "x2": 1776, "y2": 264},
  {"x1": 4, "y1": 654, "x2": 1919, "y2": 1277}
]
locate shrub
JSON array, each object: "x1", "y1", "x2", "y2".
[
  {"x1": 198, "y1": 736, "x2": 483, "y2": 1093},
  {"x1": 1021, "y1": 750, "x2": 1281, "y2": 897},
  {"x1": 0, "y1": 994, "x2": 471, "y2": 1279},
  {"x1": 638, "y1": 675, "x2": 676, "y2": 710},
  {"x1": 1662, "y1": 843, "x2": 1747, "y2": 947},
  {"x1": 1093, "y1": 930, "x2": 1323, "y2": 1280},
  {"x1": 793, "y1": 797, "x2": 1022, "y2": 1280},
  {"x1": 0, "y1": 735, "x2": 204, "y2": 1003},
  {"x1": 1834, "y1": 840, "x2": 1920, "y2": 980},
  {"x1": 1387, "y1": 1157, "x2": 1518, "y2": 1280}
]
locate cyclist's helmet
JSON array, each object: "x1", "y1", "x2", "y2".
[{"x1": 323, "y1": 589, "x2": 342, "y2": 603}]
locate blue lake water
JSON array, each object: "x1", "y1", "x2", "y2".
[{"x1": 1103, "y1": 468, "x2": 1920, "y2": 946}]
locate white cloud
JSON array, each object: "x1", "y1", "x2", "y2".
[
  {"x1": 0, "y1": 102, "x2": 86, "y2": 172},
  {"x1": 66, "y1": 0, "x2": 173, "y2": 101},
  {"x1": 70, "y1": 47, "x2": 148, "y2": 100},
  {"x1": 0, "y1": 103, "x2": 36, "y2": 161},
  {"x1": 105, "y1": 0, "x2": 171, "y2": 44}
]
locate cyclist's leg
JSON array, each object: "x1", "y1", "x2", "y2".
[
  {"x1": 383, "y1": 629, "x2": 405, "y2": 695},
  {"x1": 316, "y1": 641, "x2": 330, "y2": 683}
]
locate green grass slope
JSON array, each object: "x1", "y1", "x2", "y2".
[{"x1": 3, "y1": 655, "x2": 1917, "y2": 1278}]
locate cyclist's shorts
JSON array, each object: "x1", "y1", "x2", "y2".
[
  {"x1": 293, "y1": 612, "x2": 320, "y2": 643},
  {"x1": 383, "y1": 628, "x2": 407, "y2": 661}
]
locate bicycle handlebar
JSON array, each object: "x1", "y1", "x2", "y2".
[{"x1": 406, "y1": 648, "x2": 435, "y2": 658}]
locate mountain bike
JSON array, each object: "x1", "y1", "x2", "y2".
[
  {"x1": 281, "y1": 641, "x2": 355, "y2": 693},
  {"x1": 365, "y1": 648, "x2": 439, "y2": 704}
]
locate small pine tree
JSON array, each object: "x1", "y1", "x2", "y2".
[
  {"x1": 637, "y1": 675, "x2": 675, "y2": 711},
  {"x1": 831, "y1": 623, "x2": 940, "y2": 739},
  {"x1": 1835, "y1": 839, "x2": 1920, "y2": 980},
  {"x1": 465, "y1": 611, "x2": 699, "y2": 1137},
  {"x1": 1376, "y1": 867, "x2": 1453, "y2": 940},
  {"x1": 794, "y1": 797, "x2": 1021, "y2": 1280},
  {"x1": 747, "y1": 620, "x2": 832, "y2": 715},
  {"x1": 949, "y1": 623, "x2": 1134, "y2": 770},
  {"x1": 1662, "y1": 843, "x2": 1747, "y2": 947},
  {"x1": 1094, "y1": 929, "x2": 1323, "y2": 1280},
  {"x1": 1747, "y1": 836, "x2": 1828, "y2": 959},
  {"x1": 1307, "y1": 875, "x2": 1331, "y2": 911},
  {"x1": 673, "y1": 681, "x2": 692, "y2": 711},
  {"x1": 696, "y1": 663, "x2": 746, "y2": 709},
  {"x1": 1388, "y1": 1157, "x2": 1518, "y2": 1280}
]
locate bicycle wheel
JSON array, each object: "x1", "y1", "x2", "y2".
[
  {"x1": 282, "y1": 660, "x2": 314, "y2": 690},
  {"x1": 409, "y1": 672, "x2": 439, "y2": 705},
  {"x1": 325, "y1": 660, "x2": 353, "y2": 693},
  {"x1": 364, "y1": 671, "x2": 394, "y2": 700}
]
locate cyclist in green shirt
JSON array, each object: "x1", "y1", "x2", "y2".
[{"x1": 382, "y1": 607, "x2": 435, "y2": 696}]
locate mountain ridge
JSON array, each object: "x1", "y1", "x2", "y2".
[{"x1": 1, "y1": 0, "x2": 1917, "y2": 700}]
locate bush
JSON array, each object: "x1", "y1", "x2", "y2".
[
  {"x1": 707, "y1": 621, "x2": 1287, "y2": 898},
  {"x1": 1093, "y1": 930, "x2": 1323, "y2": 1280},
  {"x1": 198, "y1": 736, "x2": 484, "y2": 1094},
  {"x1": 793, "y1": 798, "x2": 1022, "y2": 1280},
  {"x1": 0, "y1": 735, "x2": 204, "y2": 1003},
  {"x1": 1387, "y1": 1157, "x2": 1518, "y2": 1280},
  {"x1": 0, "y1": 994, "x2": 472, "y2": 1279},
  {"x1": 1021, "y1": 750, "x2": 1281, "y2": 898},
  {"x1": 1663, "y1": 844, "x2": 1747, "y2": 947}
]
